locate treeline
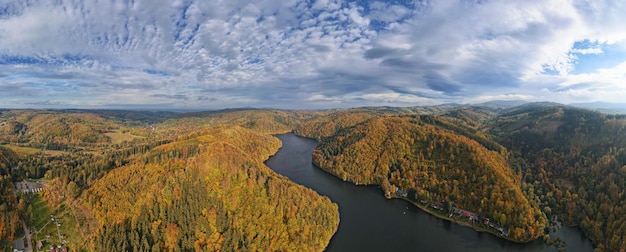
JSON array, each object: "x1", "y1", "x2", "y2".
[
  {"x1": 11, "y1": 105, "x2": 626, "y2": 250},
  {"x1": 18, "y1": 138, "x2": 170, "y2": 188},
  {"x1": 0, "y1": 147, "x2": 19, "y2": 249},
  {"x1": 494, "y1": 106, "x2": 626, "y2": 251},
  {"x1": 84, "y1": 126, "x2": 339, "y2": 251},
  {"x1": 0, "y1": 110, "x2": 120, "y2": 147},
  {"x1": 160, "y1": 109, "x2": 326, "y2": 136},
  {"x1": 294, "y1": 111, "x2": 374, "y2": 140},
  {"x1": 300, "y1": 115, "x2": 547, "y2": 242}
]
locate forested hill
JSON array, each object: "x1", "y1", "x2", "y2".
[
  {"x1": 0, "y1": 109, "x2": 164, "y2": 149},
  {"x1": 296, "y1": 103, "x2": 626, "y2": 250},
  {"x1": 4, "y1": 104, "x2": 626, "y2": 251},
  {"x1": 294, "y1": 111, "x2": 374, "y2": 140},
  {"x1": 159, "y1": 109, "x2": 328, "y2": 135},
  {"x1": 1, "y1": 109, "x2": 340, "y2": 251},
  {"x1": 299, "y1": 115, "x2": 547, "y2": 242},
  {"x1": 83, "y1": 125, "x2": 339, "y2": 251},
  {"x1": 488, "y1": 105, "x2": 626, "y2": 251},
  {"x1": 0, "y1": 147, "x2": 19, "y2": 249}
]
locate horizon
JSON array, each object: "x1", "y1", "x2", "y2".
[
  {"x1": 2, "y1": 100, "x2": 626, "y2": 113},
  {"x1": 1, "y1": 1, "x2": 625, "y2": 109}
]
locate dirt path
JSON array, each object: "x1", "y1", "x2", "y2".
[{"x1": 20, "y1": 217, "x2": 34, "y2": 252}]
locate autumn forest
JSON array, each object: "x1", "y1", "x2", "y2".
[{"x1": 1, "y1": 103, "x2": 626, "y2": 251}]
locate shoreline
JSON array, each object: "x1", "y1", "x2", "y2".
[
  {"x1": 386, "y1": 194, "x2": 534, "y2": 243},
  {"x1": 279, "y1": 132, "x2": 594, "y2": 250},
  {"x1": 309, "y1": 164, "x2": 532, "y2": 243},
  {"x1": 286, "y1": 132, "x2": 533, "y2": 245},
  {"x1": 310, "y1": 160, "x2": 536, "y2": 244},
  {"x1": 265, "y1": 133, "x2": 340, "y2": 252}
]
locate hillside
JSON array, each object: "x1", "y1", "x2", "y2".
[
  {"x1": 2, "y1": 109, "x2": 341, "y2": 251},
  {"x1": 295, "y1": 111, "x2": 374, "y2": 140},
  {"x1": 0, "y1": 147, "x2": 19, "y2": 250},
  {"x1": 5, "y1": 105, "x2": 626, "y2": 250},
  {"x1": 160, "y1": 109, "x2": 327, "y2": 135},
  {"x1": 0, "y1": 110, "x2": 126, "y2": 149},
  {"x1": 489, "y1": 105, "x2": 626, "y2": 251},
  {"x1": 82, "y1": 126, "x2": 339, "y2": 251},
  {"x1": 300, "y1": 115, "x2": 547, "y2": 242}
]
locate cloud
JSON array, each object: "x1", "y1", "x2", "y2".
[
  {"x1": 151, "y1": 94, "x2": 189, "y2": 100},
  {"x1": 363, "y1": 48, "x2": 397, "y2": 59},
  {"x1": 0, "y1": 0, "x2": 625, "y2": 109},
  {"x1": 571, "y1": 47, "x2": 603, "y2": 55}
]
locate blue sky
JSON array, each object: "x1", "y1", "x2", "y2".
[{"x1": 0, "y1": 0, "x2": 625, "y2": 110}]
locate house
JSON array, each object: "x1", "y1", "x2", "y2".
[
  {"x1": 12, "y1": 238, "x2": 25, "y2": 252},
  {"x1": 451, "y1": 207, "x2": 478, "y2": 220},
  {"x1": 431, "y1": 204, "x2": 443, "y2": 210},
  {"x1": 396, "y1": 188, "x2": 408, "y2": 197}
]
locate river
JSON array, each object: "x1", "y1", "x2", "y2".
[{"x1": 264, "y1": 133, "x2": 593, "y2": 252}]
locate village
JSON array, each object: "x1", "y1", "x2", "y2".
[
  {"x1": 394, "y1": 186, "x2": 509, "y2": 237},
  {"x1": 11, "y1": 180, "x2": 69, "y2": 252}
]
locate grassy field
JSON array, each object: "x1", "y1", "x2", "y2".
[
  {"x1": 1, "y1": 144, "x2": 41, "y2": 156},
  {"x1": 0, "y1": 144, "x2": 66, "y2": 157},
  {"x1": 104, "y1": 130, "x2": 142, "y2": 144},
  {"x1": 26, "y1": 194, "x2": 87, "y2": 251}
]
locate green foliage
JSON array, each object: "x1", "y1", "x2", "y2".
[
  {"x1": 84, "y1": 126, "x2": 339, "y2": 251},
  {"x1": 0, "y1": 110, "x2": 122, "y2": 148},
  {"x1": 67, "y1": 181, "x2": 80, "y2": 199},
  {"x1": 304, "y1": 115, "x2": 547, "y2": 241},
  {"x1": 7, "y1": 104, "x2": 626, "y2": 251},
  {"x1": 491, "y1": 105, "x2": 626, "y2": 251},
  {"x1": 160, "y1": 109, "x2": 326, "y2": 135},
  {"x1": 295, "y1": 111, "x2": 374, "y2": 140},
  {"x1": 0, "y1": 147, "x2": 19, "y2": 247}
]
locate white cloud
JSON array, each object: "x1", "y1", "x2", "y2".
[
  {"x1": 0, "y1": 0, "x2": 625, "y2": 109},
  {"x1": 467, "y1": 94, "x2": 539, "y2": 104},
  {"x1": 368, "y1": 2, "x2": 411, "y2": 23},
  {"x1": 571, "y1": 47, "x2": 603, "y2": 55}
]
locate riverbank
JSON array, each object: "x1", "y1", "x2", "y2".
[
  {"x1": 388, "y1": 194, "x2": 534, "y2": 243},
  {"x1": 301, "y1": 136, "x2": 539, "y2": 243},
  {"x1": 264, "y1": 136, "x2": 340, "y2": 252},
  {"x1": 267, "y1": 133, "x2": 593, "y2": 251},
  {"x1": 310, "y1": 157, "x2": 536, "y2": 244},
  {"x1": 308, "y1": 159, "x2": 529, "y2": 243}
]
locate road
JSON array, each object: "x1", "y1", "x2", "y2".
[
  {"x1": 19, "y1": 214, "x2": 34, "y2": 252},
  {"x1": 13, "y1": 183, "x2": 33, "y2": 252}
]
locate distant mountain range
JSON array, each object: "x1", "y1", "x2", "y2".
[
  {"x1": 468, "y1": 100, "x2": 626, "y2": 114},
  {"x1": 473, "y1": 100, "x2": 530, "y2": 109},
  {"x1": 569, "y1": 102, "x2": 626, "y2": 114}
]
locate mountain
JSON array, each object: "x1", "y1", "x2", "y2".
[
  {"x1": 5, "y1": 104, "x2": 626, "y2": 251},
  {"x1": 3, "y1": 109, "x2": 340, "y2": 251},
  {"x1": 160, "y1": 109, "x2": 327, "y2": 135},
  {"x1": 297, "y1": 103, "x2": 626, "y2": 249},
  {"x1": 488, "y1": 105, "x2": 626, "y2": 251},
  {"x1": 473, "y1": 100, "x2": 529, "y2": 110},
  {"x1": 570, "y1": 102, "x2": 626, "y2": 114},
  {"x1": 84, "y1": 126, "x2": 339, "y2": 251},
  {"x1": 0, "y1": 110, "x2": 129, "y2": 148},
  {"x1": 298, "y1": 114, "x2": 546, "y2": 242}
]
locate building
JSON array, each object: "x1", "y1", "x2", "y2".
[{"x1": 396, "y1": 188, "x2": 408, "y2": 197}]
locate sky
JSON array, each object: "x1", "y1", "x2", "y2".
[{"x1": 0, "y1": 0, "x2": 625, "y2": 110}]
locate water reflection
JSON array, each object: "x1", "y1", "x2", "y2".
[{"x1": 265, "y1": 133, "x2": 593, "y2": 252}]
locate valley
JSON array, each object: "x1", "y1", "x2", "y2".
[{"x1": 1, "y1": 103, "x2": 624, "y2": 251}]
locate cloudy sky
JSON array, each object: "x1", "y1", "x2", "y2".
[{"x1": 0, "y1": 0, "x2": 625, "y2": 110}]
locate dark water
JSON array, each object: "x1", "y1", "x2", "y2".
[{"x1": 265, "y1": 133, "x2": 594, "y2": 252}]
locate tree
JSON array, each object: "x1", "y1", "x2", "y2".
[{"x1": 67, "y1": 181, "x2": 80, "y2": 199}]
